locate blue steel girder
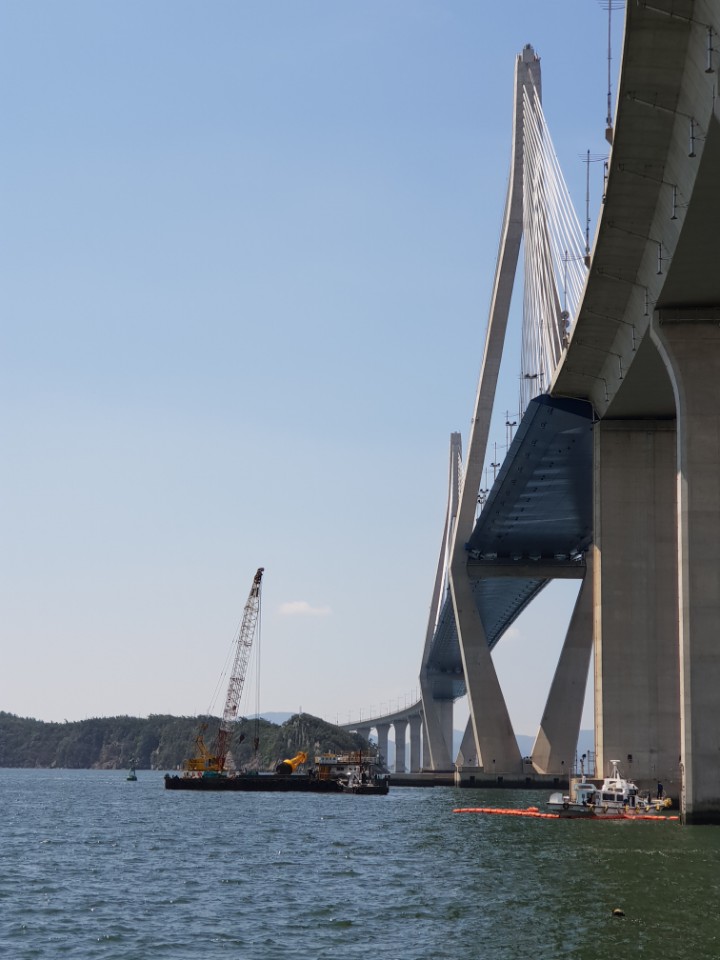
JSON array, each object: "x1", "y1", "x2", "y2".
[
  {"x1": 467, "y1": 394, "x2": 594, "y2": 561},
  {"x1": 423, "y1": 395, "x2": 594, "y2": 700}
]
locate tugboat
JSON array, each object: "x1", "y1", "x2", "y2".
[{"x1": 314, "y1": 751, "x2": 389, "y2": 795}]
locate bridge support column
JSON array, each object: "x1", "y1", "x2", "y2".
[
  {"x1": 457, "y1": 718, "x2": 478, "y2": 767},
  {"x1": 356, "y1": 725, "x2": 372, "y2": 744},
  {"x1": 531, "y1": 555, "x2": 594, "y2": 775},
  {"x1": 393, "y1": 719, "x2": 408, "y2": 773},
  {"x1": 375, "y1": 723, "x2": 390, "y2": 768},
  {"x1": 450, "y1": 569, "x2": 522, "y2": 774},
  {"x1": 419, "y1": 684, "x2": 454, "y2": 770},
  {"x1": 409, "y1": 715, "x2": 422, "y2": 772},
  {"x1": 593, "y1": 418, "x2": 679, "y2": 792},
  {"x1": 653, "y1": 317, "x2": 720, "y2": 823}
]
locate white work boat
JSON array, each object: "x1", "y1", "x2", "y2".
[{"x1": 547, "y1": 759, "x2": 659, "y2": 818}]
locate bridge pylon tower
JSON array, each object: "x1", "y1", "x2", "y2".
[{"x1": 439, "y1": 43, "x2": 590, "y2": 778}]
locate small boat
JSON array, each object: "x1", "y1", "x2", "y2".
[
  {"x1": 314, "y1": 751, "x2": 389, "y2": 796},
  {"x1": 126, "y1": 766, "x2": 138, "y2": 782},
  {"x1": 454, "y1": 760, "x2": 678, "y2": 821},
  {"x1": 547, "y1": 759, "x2": 658, "y2": 818}
]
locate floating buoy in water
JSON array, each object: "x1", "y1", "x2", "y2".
[{"x1": 612, "y1": 908, "x2": 625, "y2": 918}]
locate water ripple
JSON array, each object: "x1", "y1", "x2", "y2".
[{"x1": 1, "y1": 773, "x2": 719, "y2": 959}]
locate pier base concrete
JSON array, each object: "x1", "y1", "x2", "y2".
[{"x1": 454, "y1": 767, "x2": 567, "y2": 789}]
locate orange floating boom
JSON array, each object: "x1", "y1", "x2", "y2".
[
  {"x1": 453, "y1": 807, "x2": 679, "y2": 821},
  {"x1": 453, "y1": 807, "x2": 559, "y2": 818}
]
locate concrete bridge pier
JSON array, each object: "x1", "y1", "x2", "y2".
[
  {"x1": 593, "y1": 417, "x2": 680, "y2": 794},
  {"x1": 375, "y1": 723, "x2": 390, "y2": 768},
  {"x1": 456, "y1": 718, "x2": 477, "y2": 767},
  {"x1": 420, "y1": 685, "x2": 454, "y2": 770},
  {"x1": 653, "y1": 315, "x2": 720, "y2": 824},
  {"x1": 356, "y1": 725, "x2": 372, "y2": 745},
  {"x1": 393, "y1": 718, "x2": 408, "y2": 773},
  {"x1": 409, "y1": 715, "x2": 422, "y2": 772},
  {"x1": 450, "y1": 566, "x2": 522, "y2": 774},
  {"x1": 531, "y1": 555, "x2": 594, "y2": 775}
]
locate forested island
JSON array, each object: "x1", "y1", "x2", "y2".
[{"x1": 0, "y1": 711, "x2": 373, "y2": 771}]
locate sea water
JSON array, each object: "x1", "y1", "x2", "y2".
[{"x1": 1, "y1": 769, "x2": 719, "y2": 959}]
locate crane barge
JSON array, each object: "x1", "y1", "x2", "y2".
[
  {"x1": 164, "y1": 567, "x2": 388, "y2": 794},
  {"x1": 181, "y1": 566, "x2": 264, "y2": 777}
]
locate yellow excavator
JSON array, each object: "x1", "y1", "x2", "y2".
[{"x1": 275, "y1": 752, "x2": 308, "y2": 776}]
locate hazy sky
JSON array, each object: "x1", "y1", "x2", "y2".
[{"x1": 2, "y1": 1, "x2": 621, "y2": 735}]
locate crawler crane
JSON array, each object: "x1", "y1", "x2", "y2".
[{"x1": 184, "y1": 567, "x2": 264, "y2": 774}]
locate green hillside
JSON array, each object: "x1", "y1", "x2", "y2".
[{"x1": 0, "y1": 711, "x2": 374, "y2": 771}]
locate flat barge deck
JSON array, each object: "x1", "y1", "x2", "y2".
[{"x1": 164, "y1": 773, "x2": 388, "y2": 794}]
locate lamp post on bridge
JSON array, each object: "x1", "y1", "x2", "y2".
[{"x1": 505, "y1": 413, "x2": 517, "y2": 448}]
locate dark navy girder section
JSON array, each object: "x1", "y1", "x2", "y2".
[
  {"x1": 467, "y1": 395, "x2": 594, "y2": 562},
  {"x1": 423, "y1": 396, "x2": 594, "y2": 701}
]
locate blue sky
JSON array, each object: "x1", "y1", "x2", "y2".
[{"x1": 1, "y1": 1, "x2": 621, "y2": 735}]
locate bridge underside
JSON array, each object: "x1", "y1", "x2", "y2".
[{"x1": 424, "y1": 395, "x2": 593, "y2": 700}]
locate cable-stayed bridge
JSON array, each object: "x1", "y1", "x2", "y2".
[{"x1": 345, "y1": 0, "x2": 720, "y2": 824}]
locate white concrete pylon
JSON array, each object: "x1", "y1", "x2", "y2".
[
  {"x1": 448, "y1": 47, "x2": 543, "y2": 775},
  {"x1": 419, "y1": 432, "x2": 462, "y2": 771}
]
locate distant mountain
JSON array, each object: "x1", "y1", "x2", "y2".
[
  {"x1": 260, "y1": 712, "x2": 293, "y2": 725},
  {"x1": 0, "y1": 711, "x2": 373, "y2": 771},
  {"x1": 4, "y1": 709, "x2": 594, "y2": 771}
]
